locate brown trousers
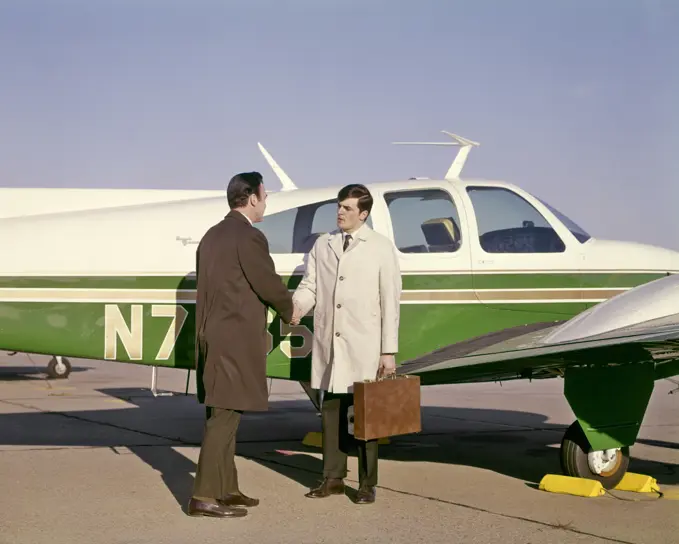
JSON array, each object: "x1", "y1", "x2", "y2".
[
  {"x1": 192, "y1": 406, "x2": 241, "y2": 500},
  {"x1": 322, "y1": 392, "x2": 378, "y2": 487}
]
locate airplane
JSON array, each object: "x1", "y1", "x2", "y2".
[
  {"x1": 0, "y1": 186, "x2": 229, "y2": 377},
  {"x1": 1, "y1": 130, "x2": 677, "y2": 490},
  {"x1": 0, "y1": 187, "x2": 229, "y2": 219}
]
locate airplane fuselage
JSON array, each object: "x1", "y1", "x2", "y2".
[{"x1": 1, "y1": 178, "x2": 677, "y2": 385}]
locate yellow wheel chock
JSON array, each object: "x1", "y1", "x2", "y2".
[
  {"x1": 614, "y1": 473, "x2": 660, "y2": 494},
  {"x1": 538, "y1": 475, "x2": 605, "y2": 497},
  {"x1": 539, "y1": 472, "x2": 667, "y2": 498}
]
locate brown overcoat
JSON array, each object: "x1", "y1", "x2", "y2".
[{"x1": 195, "y1": 210, "x2": 293, "y2": 411}]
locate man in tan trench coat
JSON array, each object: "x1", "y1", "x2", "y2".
[
  {"x1": 291, "y1": 183, "x2": 401, "y2": 504},
  {"x1": 188, "y1": 172, "x2": 294, "y2": 518}
]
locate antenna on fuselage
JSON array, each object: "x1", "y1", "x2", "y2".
[
  {"x1": 257, "y1": 142, "x2": 298, "y2": 191},
  {"x1": 392, "y1": 130, "x2": 480, "y2": 180}
]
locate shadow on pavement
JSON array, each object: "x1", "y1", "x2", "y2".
[
  {"x1": 0, "y1": 387, "x2": 677, "y2": 510},
  {"x1": 0, "y1": 365, "x2": 90, "y2": 381}
]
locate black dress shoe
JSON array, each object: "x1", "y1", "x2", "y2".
[
  {"x1": 187, "y1": 497, "x2": 247, "y2": 518},
  {"x1": 305, "y1": 478, "x2": 345, "y2": 498},
  {"x1": 355, "y1": 486, "x2": 376, "y2": 504},
  {"x1": 218, "y1": 492, "x2": 260, "y2": 507}
]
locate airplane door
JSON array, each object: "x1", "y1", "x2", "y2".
[
  {"x1": 377, "y1": 185, "x2": 474, "y2": 360},
  {"x1": 462, "y1": 184, "x2": 587, "y2": 327}
]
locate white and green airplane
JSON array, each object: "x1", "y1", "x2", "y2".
[{"x1": 1, "y1": 131, "x2": 678, "y2": 489}]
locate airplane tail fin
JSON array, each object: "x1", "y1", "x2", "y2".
[
  {"x1": 392, "y1": 130, "x2": 480, "y2": 180},
  {"x1": 257, "y1": 143, "x2": 298, "y2": 191}
]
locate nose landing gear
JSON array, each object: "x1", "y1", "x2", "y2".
[{"x1": 46, "y1": 356, "x2": 72, "y2": 380}]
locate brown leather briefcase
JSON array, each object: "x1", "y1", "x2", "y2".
[{"x1": 352, "y1": 374, "x2": 421, "y2": 441}]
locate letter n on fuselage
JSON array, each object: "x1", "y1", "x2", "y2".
[{"x1": 104, "y1": 304, "x2": 143, "y2": 360}]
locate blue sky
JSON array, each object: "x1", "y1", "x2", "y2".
[{"x1": 1, "y1": 1, "x2": 677, "y2": 249}]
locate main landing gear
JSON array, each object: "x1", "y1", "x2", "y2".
[
  {"x1": 560, "y1": 363, "x2": 654, "y2": 490},
  {"x1": 559, "y1": 420, "x2": 630, "y2": 489},
  {"x1": 46, "y1": 356, "x2": 72, "y2": 380}
]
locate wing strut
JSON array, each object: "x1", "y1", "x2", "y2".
[
  {"x1": 392, "y1": 130, "x2": 480, "y2": 180},
  {"x1": 257, "y1": 142, "x2": 298, "y2": 191}
]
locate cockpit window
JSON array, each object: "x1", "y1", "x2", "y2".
[
  {"x1": 466, "y1": 186, "x2": 566, "y2": 253},
  {"x1": 537, "y1": 198, "x2": 591, "y2": 243}
]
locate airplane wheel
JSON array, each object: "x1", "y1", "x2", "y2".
[
  {"x1": 560, "y1": 420, "x2": 629, "y2": 489},
  {"x1": 46, "y1": 356, "x2": 72, "y2": 380}
]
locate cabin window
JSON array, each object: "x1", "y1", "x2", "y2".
[
  {"x1": 255, "y1": 198, "x2": 373, "y2": 254},
  {"x1": 384, "y1": 189, "x2": 462, "y2": 253},
  {"x1": 255, "y1": 207, "x2": 297, "y2": 253},
  {"x1": 466, "y1": 186, "x2": 566, "y2": 253}
]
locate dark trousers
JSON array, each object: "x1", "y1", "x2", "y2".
[
  {"x1": 192, "y1": 406, "x2": 242, "y2": 500},
  {"x1": 322, "y1": 392, "x2": 378, "y2": 487}
]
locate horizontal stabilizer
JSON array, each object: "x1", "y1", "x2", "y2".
[{"x1": 393, "y1": 130, "x2": 480, "y2": 180}]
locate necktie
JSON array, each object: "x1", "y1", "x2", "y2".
[{"x1": 343, "y1": 234, "x2": 352, "y2": 252}]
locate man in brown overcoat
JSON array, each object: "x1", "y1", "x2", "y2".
[{"x1": 187, "y1": 172, "x2": 294, "y2": 518}]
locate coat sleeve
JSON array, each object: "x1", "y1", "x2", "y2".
[
  {"x1": 194, "y1": 242, "x2": 202, "y2": 370},
  {"x1": 379, "y1": 241, "x2": 402, "y2": 354},
  {"x1": 239, "y1": 228, "x2": 294, "y2": 323},
  {"x1": 194, "y1": 241, "x2": 206, "y2": 402},
  {"x1": 292, "y1": 239, "x2": 318, "y2": 317}
]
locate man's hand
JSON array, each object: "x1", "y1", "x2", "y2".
[
  {"x1": 290, "y1": 303, "x2": 303, "y2": 326},
  {"x1": 378, "y1": 354, "x2": 396, "y2": 378}
]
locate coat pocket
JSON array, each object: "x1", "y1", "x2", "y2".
[{"x1": 312, "y1": 310, "x2": 327, "y2": 334}]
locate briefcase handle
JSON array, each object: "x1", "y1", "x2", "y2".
[{"x1": 362, "y1": 371, "x2": 410, "y2": 384}]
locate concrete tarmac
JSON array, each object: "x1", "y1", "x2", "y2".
[{"x1": 0, "y1": 351, "x2": 677, "y2": 544}]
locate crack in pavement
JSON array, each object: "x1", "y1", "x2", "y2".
[
  {"x1": 0, "y1": 398, "x2": 661, "y2": 544},
  {"x1": 244, "y1": 453, "x2": 642, "y2": 544}
]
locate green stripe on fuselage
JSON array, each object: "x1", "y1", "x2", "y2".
[
  {"x1": 0, "y1": 272, "x2": 665, "y2": 290},
  {"x1": 473, "y1": 273, "x2": 666, "y2": 289},
  {"x1": 0, "y1": 300, "x2": 579, "y2": 380},
  {"x1": 0, "y1": 271, "x2": 666, "y2": 383}
]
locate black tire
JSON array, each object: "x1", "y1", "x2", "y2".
[
  {"x1": 46, "y1": 357, "x2": 72, "y2": 380},
  {"x1": 560, "y1": 420, "x2": 629, "y2": 489}
]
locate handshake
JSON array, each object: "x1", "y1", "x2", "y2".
[{"x1": 290, "y1": 301, "x2": 305, "y2": 326}]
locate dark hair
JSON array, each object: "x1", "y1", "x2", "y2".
[
  {"x1": 227, "y1": 172, "x2": 264, "y2": 209},
  {"x1": 337, "y1": 183, "x2": 373, "y2": 215}
]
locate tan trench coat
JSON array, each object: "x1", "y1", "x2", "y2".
[{"x1": 293, "y1": 224, "x2": 402, "y2": 393}]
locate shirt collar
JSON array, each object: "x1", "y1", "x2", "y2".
[
  {"x1": 237, "y1": 210, "x2": 253, "y2": 225},
  {"x1": 342, "y1": 223, "x2": 365, "y2": 240}
]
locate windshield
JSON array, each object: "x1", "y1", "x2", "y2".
[{"x1": 537, "y1": 198, "x2": 591, "y2": 243}]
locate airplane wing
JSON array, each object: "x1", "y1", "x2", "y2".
[
  {"x1": 399, "y1": 315, "x2": 679, "y2": 385},
  {"x1": 399, "y1": 273, "x2": 679, "y2": 386}
]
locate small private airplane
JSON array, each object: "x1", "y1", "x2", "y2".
[{"x1": 1, "y1": 131, "x2": 678, "y2": 489}]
